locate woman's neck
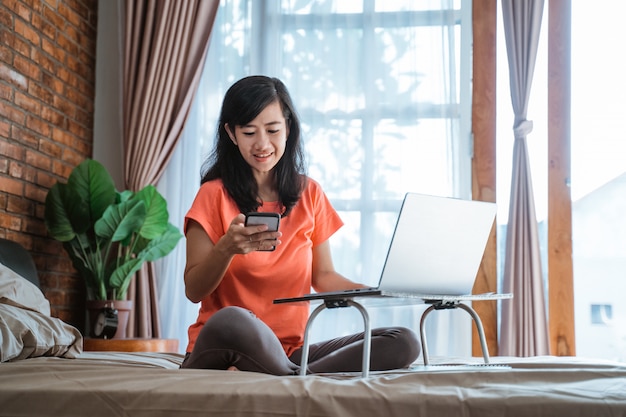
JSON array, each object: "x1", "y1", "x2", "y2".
[{"x1": 255, "y1": 172, "x2": 278, "y2": 202}]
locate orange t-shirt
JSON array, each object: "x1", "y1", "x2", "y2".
[{"x1": 184, "y1": 178, "x2": 343, "y2": 356}]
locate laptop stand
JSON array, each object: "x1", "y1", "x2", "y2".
[
  {"x1": 297, "y1": 293, "x2": 512, "y2": 377},
  {"x1": 300, "y1": 299, "x2": 372, "y2": 377}
]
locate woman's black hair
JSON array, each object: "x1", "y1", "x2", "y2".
[{"x1": 200, "y1": 75, "x2": 306, "y2": 216}]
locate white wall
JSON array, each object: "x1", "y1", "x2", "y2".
[{"x1": 93, "y1": 0, "x2": 124, "y2": 189}]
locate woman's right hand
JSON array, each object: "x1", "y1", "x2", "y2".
[
  {"x1": 183, "y1": 214, "x2": 282, "y2": 302},
  {"x1": 218, "y1": 213, "x2": 282, "y2": 255}
]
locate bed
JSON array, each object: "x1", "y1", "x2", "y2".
[
  {"x1": 2, "y1": 240, "x2": 626, "y2": 416},
  {"x1": 2, "y1": 352, "x2": 626, "y2": 416}
]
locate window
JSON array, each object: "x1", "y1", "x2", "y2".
[
  {"x1": 496, "y1": 1, "x2": 626, "y2": 361},
  {"x1": 157, "y1": 0, "x2": 473, "y2": 354},
  {"x1": 590, "y1": 304, "x2": 613, "y2": 326},
  {"x1": 571, "y1": 1, "x2": 626, "y2": 361}
]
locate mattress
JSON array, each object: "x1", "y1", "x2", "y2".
[{"x1": 1, "y1": 352, "x2": 625, "y2": 417}]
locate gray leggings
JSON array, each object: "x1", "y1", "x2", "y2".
[{"x1": 181, "y1": 306, "x2": 420, "y2": 375}]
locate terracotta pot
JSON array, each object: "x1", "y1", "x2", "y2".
[{"x1": 86, "y1": 299, "x2": 133, "y2": 339}]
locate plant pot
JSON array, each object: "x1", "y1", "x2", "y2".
[{"x1": 86, "y1": 299, "x2": 133, "y2": 339}]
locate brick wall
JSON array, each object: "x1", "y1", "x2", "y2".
[{"x1": 0, "y1": 0, "x2": 98, "y2": 330}]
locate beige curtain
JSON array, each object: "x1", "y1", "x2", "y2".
[
  {"x1": 499, "y1": 0, "x2": 550, "y2": 356},
  {"x1": 122, "y1": 0, "x2": 219, "y2": 337}
]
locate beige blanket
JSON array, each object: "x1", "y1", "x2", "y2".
[{"x1": 0, "y1": 353, "x2": 625, "y2": 417}]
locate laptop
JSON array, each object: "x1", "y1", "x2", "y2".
[{"x1": 274, "y1": 192, "x2": 497, "y2": 305}]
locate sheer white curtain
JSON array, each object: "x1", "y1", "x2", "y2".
[{"x1": 157, "y1": 0, "x2": 473, "y2": 358}]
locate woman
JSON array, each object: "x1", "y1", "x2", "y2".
[{"x1": 181, "y1": 75, "x2": 419, "y2": 374}]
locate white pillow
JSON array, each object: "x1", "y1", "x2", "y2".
[
  {"x1": 0, "y1": 261, "x2": 83, "y2": 362},
  {"x1": 0, "y1": 262, "x2": 50, "y2": 315},
  {"x1": 0, "y1": 304, "x2": 83, "y2": 362}
]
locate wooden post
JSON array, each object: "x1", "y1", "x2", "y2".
[
  {"x1": 471, "y1": 0, "x2": 498, "y2": 357},
  {"x1": 548, "y1": 0, "x2": 575, "y2": 356}
]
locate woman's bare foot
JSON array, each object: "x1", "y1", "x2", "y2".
[{"x1": 227, "y1": 366, "x2": 239, "y2": 371}]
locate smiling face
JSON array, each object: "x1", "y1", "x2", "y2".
[{"x1": 226, "y1": 100, "x2": 289, "y2": 179}]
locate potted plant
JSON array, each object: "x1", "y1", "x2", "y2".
[{"x1": 44, "y1": 159, "x2": 182, "y2": 338}]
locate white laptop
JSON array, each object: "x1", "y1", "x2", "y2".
[{"x1": 274, "y1": 192, "x2": 498, "y2": 305}]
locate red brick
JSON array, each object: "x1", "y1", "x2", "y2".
[
  {"x1": 13, "y1": 54, "x2": 41, "y2": 82},
  {"x1": 36, "y1": 169, "x2": 57, "y2": 188},
  {"x1": 55, "y1": 65, "x2": 71, "y2": 85},
  {"x1": 0, "y1": 212, "x2": 22, "y2": 230},
  {"x1": 51, "y1": 159, "x2": 74, "y2": 178},
  {"x1": 39, "y1": 137, "x2": 63, "y2": 158},
  {"x1": 0, "y1": 120, "x2": 9, "y2": 138},
  {"x1": 25, "y1": 114, "x2": 51, "y2": 137},
  {"x1": 32, "y1": 49, "x2": 56, "y2": 73},
  {"x1": 0, "y1": 8, "x2": 13, "y2": 29},
  {"x1": 56, "y1": 31, "x2": 79, "y2": 57},
  {"x1": 12, "y1": 126, "x2": 39, "y2": 149},
  {"x1": 7, "y1": 194, "x2": 34, "y2": 215},
  {"x1": 42, "y1": 72, "x2": 63, "y2": 94},
  {"x1": 61, "y1": 146, "x2": 84, "y2": 167},
  {"x1": 14, "y1": 90, "x2": 41, "y2": 115},
  {"x1": 4, "y1": 230, "x2": 32, "y2": 250},
  {"x1": 0, "y1": 175, "x2": 24, "y2": 196},
  {"x1": 75, "y1": 76, "x2": 93, "y2": 97},
  {"x1": 22, "y1": 216, "x2": 47, "y2": 235},
  {"x1": 42, "y1": 37, "x2": 65, "y2": 63},
  {"x1": 25, "y1": 148, "x2": 52, "y2": 170},
  {"x1": 52, "y1": 95, "x2": 75, "y2": 117},
  {"x1": 67, "y1": 86, "x2": 92, "y2": 111},
  {"x1": 0, "y1": 29, "x2": 31, "y2": 61},
  {"x1": 0, "y1": 100, "x2": 26, "y2": 124},
  {"x1": 81, "y1": 17, "x2": 97, "y2": 40},
  {"x1": 38, "y1": 272, "x2": 59, "y2": 289},
  {"x1": 30, "y1": 13, "x2": 56, "y2": 41},
  {"x1": 75, "y1": 108, "x2": 93, "y2": 130},
  {"x1": 66, "y1": 0, "x2": 90, "y2": 21},
  {"x1": 47, "y1": 253, "x2": 76, "y2": 274},
  {"x1": 41, "y1": 4, "x2": 64, "y2": 29},
  {"x1": 50, "y1": 126, "x2": 72, "y2": 146},
  {"x1": 0, "y1": 141, "x2": 26, "y2": 161},
  {"x1": 0, "y1": 43, "x2": 13, "y2": 65},
  {"x1": 28, "y1": 82, "x2": 54, "y2": 104},
  {"x1": 8, "y1": 159, "x2": 36, "y2": 182},
  {"x1": 59, "y1": 2, "x2": 82, "y2": 27},
  {"x1": 14, "y1": 17, "x2": 41, "y2": 47},
  {"x1": 0, "y1": 139, "x2": 25, "y2": 160},
  {"x1": 41, "y1": 106, "x2": 66, "y2": 128},
  {"x1": 37, "y1": 238, "x2": 65, "y2": 256},
  {"x1": 3, "y1": 1, "x2": 30, "y2": 22},
  {"x1": 34, "y1": 201, "x2": 45, "y2": 219},
  {"x1": 24, "y1": 182, "x2": 48, "y2": 203},
  {"x1": 67, "y1": 118, "x2": 89, "y2": 139},
  {"x1": 77, "y1": 48, "x2": 95, "y2": 67}
]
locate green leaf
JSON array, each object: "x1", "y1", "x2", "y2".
[
  {"x1": 118, "y1": 190, "x2": 134, "y2": 203},
  {"x1": 44, "y1": 183, "x2": 77, "y2": 241},
  {"x1": 137, "y1": 223, "x2": 183, "y2": 262},
  {"x1": 108, "y1": 258, "x2": 143, "y2": 299},
  {"x1": 94, "y1": 199, "x2": 147, "y2": 243},
  {"x1": 67, "y1": 159, "x2": 116, "y2": 224},
  {"x1": 135, "y1": 185, "x2": 169, "y2": 240}
]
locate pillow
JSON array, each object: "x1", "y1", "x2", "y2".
[
  {"x1": 0, "y1": 262, "x2": 83, "y2": 362},
  {"x1": 0, "y1": 262, "x2": 50, "y2": 315},
  {"x1": 0, "y1": 304, "x2": 83, "y2": 362}
]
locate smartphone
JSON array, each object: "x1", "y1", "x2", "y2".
[{"x1": 245, "y1": 212, "x2": 281, "y2": 251}]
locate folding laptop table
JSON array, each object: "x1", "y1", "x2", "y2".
[{"x1": 278, "y1": 292, "x2": 512, "y2": 377}]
